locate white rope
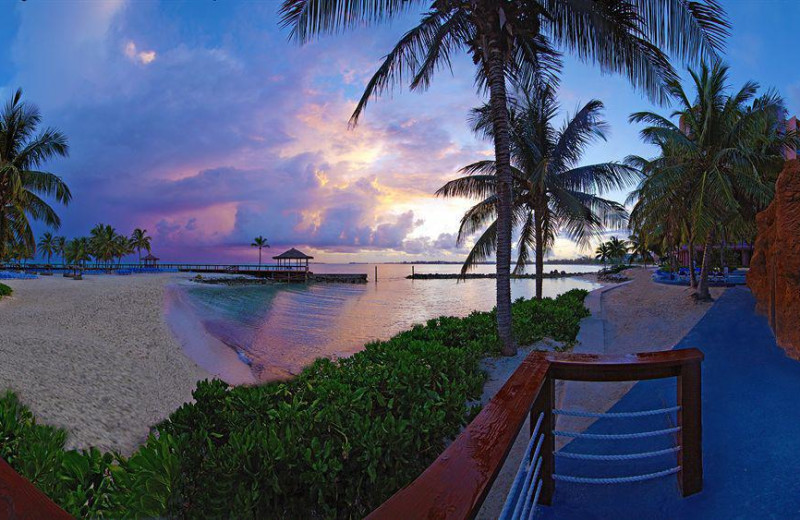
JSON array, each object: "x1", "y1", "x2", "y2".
[
  {"x1": 553, "y1": 466, "x2": 680, "y2": 485},
  {"x1": 553, "y1": 406, "x2": 681, "y2": 418},
  {"x1": 555, "y1": 446, "x2": 680, "y2": 461},
  {"x1": 554, "y1": 426, "x2": 680, "y2": 440},
  {"x1": 500, "y1": 413, "x2": 544, "y2": 520}
]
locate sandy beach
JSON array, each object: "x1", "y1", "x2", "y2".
[{"x1": 0, "y1": 273, "x2": 208, "y2": 454}]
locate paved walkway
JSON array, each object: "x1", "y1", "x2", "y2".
[{"x1": 541, "y1": 287, "x2": 800, "y2": 519}]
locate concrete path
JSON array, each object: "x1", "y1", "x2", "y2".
[{"x1": 540, "y1": 287, "x2": 800, "y2": 519}]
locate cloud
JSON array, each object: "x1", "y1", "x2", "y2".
[
  {"x1": 124, "y1": 41, "x2": 156, "y2": 65},
  {"x1": 3, "y1": 2, "x2": 588, "y2": 262}
]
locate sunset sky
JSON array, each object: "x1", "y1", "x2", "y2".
[{"x1": 1, "y1": 0, "x2": 798, "y2": 263}]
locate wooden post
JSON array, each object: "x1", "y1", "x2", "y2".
[
  {"x1": 374, "y1": 265, "x2": 378, "y2": 283},
  {"x1": 412, "y1": 265, "x2": 415, "y2": 277},
  {"x1": 677, "y1": 359, "x2": 703, "y2": 496},
  {"x1": 531, "y1": 373, "x2": 556, "y2": 505}
]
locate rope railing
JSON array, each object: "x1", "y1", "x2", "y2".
[
  {"x1": 553, "y1": 405, "x2": 681, "y2": 418},
  {"x1": 553, "y1": 467, "x2": 681, "y2": 485},
  {"x1": 553, "y1": 426, "x2": 681, "y2": 440},
  {"x1": 499, "y1": 413, "x2": 545, "y2": 520}
]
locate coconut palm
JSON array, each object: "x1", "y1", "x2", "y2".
[
  {"x1": 280, "y1": 0, "x2": 729, "y2": 355},
  {"x1": 437, "y1": 82, "x2": 635, "y2": 299},
  {"x1": 251, "y1": 236, "x2": 270, "y2": 266},
  {"x1": 628, "y1": 62, "x2": 794, "y2": 300},
  {"x1": 595, "y1": 242, "x2": 612, "y2": 268},
  {"x1": 130, "y1": 228, "x2": 152, "y2": 263},
  {"x1": 607, "y1": 236, "x2": 630, "y2": 263},
  {"x1": 0, "y1": 88, "x2": 71, "y2": 260},
  {"x1": 37, "y1": 232, "x2": 56, "y2": 265},
  {"x1": 628, "y1": 233, "x2": 653, "y2": 267},
  {"x1": 64, "y1": 237, "x2": 90, "y2": 275},
  {"x1": 89, "y1": 224, "x2": 122, "y2": 267},
  {"x1": 54, "y1": 236, "x2": 66, "y2": 265}
]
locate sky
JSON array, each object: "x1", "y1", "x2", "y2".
[{"x1": 1, "y1": 0, "x2": 798, "y2": 263}]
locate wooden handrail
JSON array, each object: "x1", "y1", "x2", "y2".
[
  {"x1": 0, "y1": 458, "x2": 73, "y2": 519},
  {"x1": 367, "y1": 348, "x2": 703, "y2": 519}
]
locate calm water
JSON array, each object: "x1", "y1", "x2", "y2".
[{"x1": 167, "y1": 263, "x2": 601, "y2": 383}]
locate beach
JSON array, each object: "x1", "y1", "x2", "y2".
[{"x1": 0, "y1": 273, "x2": 208, "y2": 454}]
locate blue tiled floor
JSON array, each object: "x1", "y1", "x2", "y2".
[{"x1": 540, "y1": 288, "x2": 800, "y2": 519}]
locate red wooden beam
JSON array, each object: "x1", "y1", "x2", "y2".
[{"x1": 0, "y1": 458, "x2": 73, "y2": 519}]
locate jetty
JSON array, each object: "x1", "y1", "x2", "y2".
[
  {"x1": 407, "y1": 270, "x2": 593, "y2": 280},
  {"x1": 7, "y1": 248, "x2": 368, "y2": 284}
]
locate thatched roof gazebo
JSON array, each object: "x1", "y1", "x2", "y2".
[
  {"x1": 142, "y1": 253, "x2": 159, "y2": 267},
  {"x1": 272, "y1": 248, "x2": 313, "y2": 270}
]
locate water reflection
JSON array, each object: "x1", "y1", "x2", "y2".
[{"x1": 177, "y1": 264, "x2": 600, "y2": 382}]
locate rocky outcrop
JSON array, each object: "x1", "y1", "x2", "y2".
[{"x1": 748, "y1": 160, "x2": 800, "y2": 359}]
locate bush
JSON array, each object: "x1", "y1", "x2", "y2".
[
  {"x1": 0, "y1": 290, "x2": 589, "y2": 518},
  {"x1": 0, "y1": 283, "x2": 11, "y2": 297}
]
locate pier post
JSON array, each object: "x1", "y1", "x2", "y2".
[
  {"x1": 374, "y1": 265, "x2": 378, "y2": 283},
  {"x1": 412, "y1": 266, "x2": 415, "y2": 277}
]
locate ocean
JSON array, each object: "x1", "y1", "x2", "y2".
[{"x1": 166, "y1": 263, "x2": 601, "y2": 384}]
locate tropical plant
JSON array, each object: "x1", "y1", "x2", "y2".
[
  {"x1": 437, "y1": 82, "x2": 635, "y2": 299},
  {"x1": 37, "y1": 232, "x2": 56, "y2": 265},
  {"x1": 279, "y1": 0, "x2": 729, "y2": 355},
  {"x1": 628, "y1": 233, "x2": 653, "y2": 266},
  {"x1": 0, "y1": 88, "x2": 71, "y2": 260},
  {"x1": 606, "y1": 236, "x2": 630, "y2": 263},
  {"x1": 251, "y1": 235, "x2": 270, "y2": 266},
  {"x1": 64, "y1": 237, "x2": 91, "y2": 274},
  {"x1": 595, "y1": 241, "x2": 612, "y2": 268},
  {"x1": 130, "y1": 228, "x2": 152, "y2": 263},
  {"x1": 627, "y1": 62, "x2": 795, "y2": 300},
  {"x1": 54, "y1": 236, "x2": 66, "y2": 266}
]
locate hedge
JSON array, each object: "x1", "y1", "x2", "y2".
[
  {"x1": 0, "y1": 289, "x2": 589, "y2": 518},
  {"x1": 0, "y1": 283, "x2": 11, "y2": 297}
]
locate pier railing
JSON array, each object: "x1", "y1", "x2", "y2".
[{"x1": 366, "y1": 348, "x2": 703, "y2": 519}]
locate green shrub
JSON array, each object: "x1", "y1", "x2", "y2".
[
  {"x1": 0, "y1": 290, "x2": 589, "y2": 518},
  {"x1": 0, "y1": 283, "x2": 11, "y2": 297}
]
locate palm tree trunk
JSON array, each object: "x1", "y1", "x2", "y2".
[
  {"x1": 534, "y1": 210, "x2": 544, "y2": 300},
  {"x1": 259, "y1": 247, "x2": 262, "y2": 266},
  {"x1": 695, "y1": 232, "x2": 714, "y2": 301},
  {"x1": 688, "y1": 237, "x2": 698, "y2": 288},
  {"x1": 486, "y1": 35, "x2": 515, "y2": 356}
]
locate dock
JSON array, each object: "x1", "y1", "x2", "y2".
[{"x1": 7, "y1": 263, "x2": 367, "y2": 284}]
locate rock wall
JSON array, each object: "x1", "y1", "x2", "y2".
[{"x1": 748, "y1": 160, "x2": 800, "y2": 359}]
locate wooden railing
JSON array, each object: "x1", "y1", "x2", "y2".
[
  {"x1": 367, "y1": 348, "x2": 703, "y2": 519},
  {"x1": 0, "y1": 458, "x2": 72, "y2": 519}
]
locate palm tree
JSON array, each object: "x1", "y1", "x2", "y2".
[
  {"x1": 54, "y1": 236, "x2": 66, "y2": 266},
  {"x1": 37, "y1": 232, "x2": 56, "y2": 265},
  {"x1": 595, "y1": 242, "x2": 612, "y2": 268},
  {"x1": 628, "y1": 233, "x2": 653, "y2": 267},
  {"x1": 280, "y1": 0, "x2": 728, "y2": 355},
  {"x1": 64, "y1": 237, "x2": 90, "y2": 275},
  {"x1": 628, "y1": 62, "x2": 794, "y2": 300},
  {"x1": 607, "y1": 236, "x2": 630, "y2": 264},
  {"x1": 437, "y1": 82, "x2": 635, "y2": 299},
  {"x1": 89, "y1": 224, "x2": 121, "y2": 268},
  {"x1": 130, "y1": 228, "x2": 152, "y2": 263},
  {"x1": 251, "y1": 236, "x2": 270, "y2": 266},
  {"x1": 0, "y1": 88, "x2": 71, "y2": 260}
]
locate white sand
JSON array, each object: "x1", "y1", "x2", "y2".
[{"x1": 0, "y1": 273, "x2": 208, "y2": 454}]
